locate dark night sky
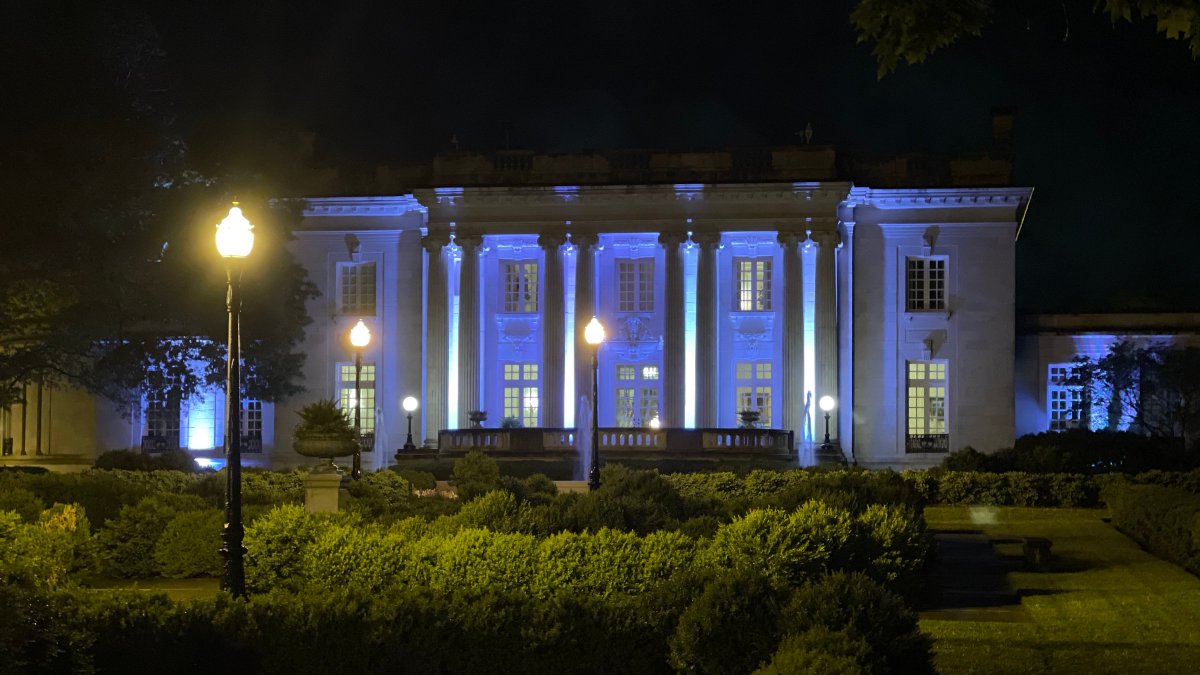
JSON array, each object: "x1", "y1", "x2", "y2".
[{"x1": 137, "y1": 1, "x2": 1200, "y2": 313}]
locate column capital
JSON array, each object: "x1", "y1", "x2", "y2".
[
  {"x1": 454, "y1": 233, "x2": 483, "y2": 250},
  {"x1": 538, "y1": 232, "x2": 567, "y2": 249},
  {"x1": 691, "y1": 231, "x2": 722, "y2": 249},
  {"x1": 810, "y1": 230, "x2": 841, "y2": 247},
  {"x1": 570, "y1": 232, "x2": 598, "y2": 248},
  {"x1": 658, "y1": 231, "x2": 687, "y2": 248},
  {"x1": 777, "y1": 231, "x2": 807, "y2": 248},
  {"x1": 422, "y1": 232, "x2": 451, "y2": 253}
]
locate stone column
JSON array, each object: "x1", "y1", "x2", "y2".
[
  {"x1": 572, "y1": 233, "x2": 597, "y2": 422},
  {"x1": 693, "y1": 232, "x2": 721, "y2": 428},
  {"x1": 813, "y1": 230, "x2": 839, "y2": 439},
  {"x1": 540, "y1": 233, "x2": 566, "y2": 427},
  {"x1": 778, "y1": 231, "x2": 805, "y2": 446},
  {"x1": 660, "y1": 232, "x2": 686, "y2": 427},
  {"x1": 423, "y1": 233, "x2": 450, "y2": 447},
  {"x1": 456, "y1": 234, "x2": 482, "y2": 427}
]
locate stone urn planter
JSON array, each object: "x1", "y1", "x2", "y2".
[
  {"x1": 293, "y1": 400, "x2": 358, "y2": 473},
  {"x1": 738, "y1": 409, "x2": 761, "y2": 429},
  {"x1": 467, "y1": 410, "x2": 488, "y2": 428}
]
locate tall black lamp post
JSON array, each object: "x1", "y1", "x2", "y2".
[
  {"x1": 349, "y1": 319, "x2": 371, "y2": 480},
  {"x1": 584, "y1": 316, "x2": 605, "y2": 491},
  {"x1": 215, "y1": 203, "x2": 254, "y2": 598},
  {"x1": 399, "y1": 396, "x2": 419, "y2": 457}
]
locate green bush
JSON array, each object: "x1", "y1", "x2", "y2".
[
  {"x1": 753, "y1": 628, "x2": 872, "y2": 675},
  {"x1": 344, "y1": 470, "x2": 412, "y2": 518},
  {"x1": 779, "y1": 571, "x2": 933, "y2": 674},
  {"x1": 0, "y1": 486, "x2": 45, "y2": 523},
  {"x1": 0, "y1": 504, "x2": 96, "y2": 589},
  {"x1": 452, "y1": 451, "x2": 500, "y2": 501},
  {"x1": 154, "y1": 509, "x2": 224, "y2": 578},
  {"x1": 94, "y1": 449, "x2": 198, "y2": 472},
  {"x1": 669, "y1": 569, "x2": 786, "y2": 675},
  {"x1": 243, "y1": 504, "x2": 329, "y2": 593},
  {"x1": 855, "y1": 504, "x2": 928, "y2": 598},
  {"x1": 98, "y1": 495, "x2": 206, "y2": 578},
  {"x1": 242, "y1": 470, "x2": 305, "y2": 506},
  {"x1": 1109, "y1": 484, "x2": 1200, "y2": 575},
  {"x1": 704, "y1": 503, "x2": 856, "y2": 588},
  {"x1": 395, "y1": 468, "x2": 437, "y2": 491}
]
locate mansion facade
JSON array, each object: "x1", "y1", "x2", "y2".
[{"x1": 17, "y1": 142, "x2": 1185, "y2": 472}]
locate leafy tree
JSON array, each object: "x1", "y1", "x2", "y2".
[
  {"x1": 1071, "y1": 341, "x2": 1200, "y2": 442},
  {"x1": 0, "y1": 1, "x2": 317, "y2": 413},
  {"x1": 852, "y1": 0, "x2": 1200, "y2": 76}
]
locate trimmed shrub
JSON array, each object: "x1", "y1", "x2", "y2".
[
  {"x1": 855, "y1": 504, "x2": 928, "y2": 598},
  {"x1": 94, "y1": 449, "x2": 198, "y2": 472},
  {"x1": 344, "y1": 470, "x2": 412, "y2": 518},
  {"x1": 780, "y1": 571, "x2": 934, "y2": 674},
  {"x1": 753, "y1": 628, "x2": 872, "y2": 675},
  {"x1": 395, "y1": 468, "x2": 437, "y2": 491},
  {"x1": 704, "y1": 503, "x2": 856, "y2": 588},
  {"x1": 1109, "y1": 484, "x2": 1200, "y2": 575},
  {"x1": 0, "y1": 504, "x2": 96, "y2": 589},
  {"x1": 243, "y1": 504, "x2": 328, "y2": 593},
  {"x1": 154, "y1": 509, "x2": 224, "y2": 578},
  {"x1": 669, "y1": 569, "x2": 786, "y2": 675},
  {"x1": 98, "y1": 494, "x2": 206, "y2": 578},
  {"x1": 452, "y1": 451, "x2": 500, "y2": 501},
  {"x1": 0, "y1": 486, "x2": 45, "y2": 523}
]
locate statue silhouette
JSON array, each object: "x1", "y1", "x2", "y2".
[{"x1": 802, "y1": 391, "x2": 814, "y2": 444}]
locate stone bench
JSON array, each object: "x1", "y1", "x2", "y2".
[{"x1": 1022, "y1": 536, "x2": 1053, "y2": 569}]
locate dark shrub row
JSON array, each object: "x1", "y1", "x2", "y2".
[
  {"x1": 903, "y1": 471, "x2": 1100, "y2": 507},
  {"x1": 0, "y1": 569, "x2": 932, "y2": 675},
  {"x1": 1107, "y1": 483, "x2": 1200, "y2": 576},
  {"x1": 939, "y1": 430, "x2": 1200, "y2": 475}
]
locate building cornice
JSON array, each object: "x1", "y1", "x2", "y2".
[
  {"x1": 1018, "y1": 313, "x2": 1200, "y2": 335},
  {"x1": 303, "y1": 196, "x2": 428, "y2": 217},
  {"x1": 415, "y1": 182, "x2": 853, "y2": 208},
  {"x1": 846, "y1": 186, "x2": 1032, "y2": 209}
]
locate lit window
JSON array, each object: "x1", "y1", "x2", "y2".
[
  {"x1": 242, "y1": 400, "x2": 263, "y2": 438},
  {"x1": 502, "y1": 362, "x2": 539, "y2": 426},
  {"x1": 503, "y1": 261, "x2": 538, "y2": 313},
  {"x1": 617, "y1": 258, "x2": 654, "y2": 312},
  {"x1": 735, "y1": 258, "x2": 772, "y2": 311},
  {"x1": 734, "y1": 361, "x2": 773, "y2": 427},
  {"x1": 339, "y1": 262, "x2": 377, "y2": 315},
  {"x1": 906, "y1": 361, "x2": 948, "y2": 452},
  {"x1": 614, "y1": 363, "x2": 661, "y2": 427},
  {"x1": 143, "y1": 380, "x2": 181, "y2": 449},
  {"x1": 905, "y1": 257, "x2": 946, "y2": 312},
  {"x1": 1048, "y1": 364, "x2": 1083, "y2": 431},
  {"x1": 339, "y1": 364, "x2": 376, "y2": 434}
]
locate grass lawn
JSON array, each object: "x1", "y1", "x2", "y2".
[
  {"x1": 922, "y1": 506, "x2": 1200, "y2": 675},
  {"x1": 84, "y1": 576, "x2": 221, "y2": 602}
]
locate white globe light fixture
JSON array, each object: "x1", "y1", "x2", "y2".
[
  {"x1": 349, "y1": 319, "x2": 371, "y2": 348},
  {"x1": 584, "y1": 316, "x2": 606, "y2": 345},
  {"x1": 399, "y1": 396, "x2": 420, "y2": 455},
  {"x1": 215, "y1": 205, "x2": 255, "y2": 259},
  {"x1": 819, "y1": 395, "x2": 836, "y2": 412},
  {"x1": 648, "y1": 415, "x2": 661, "y2": 430}
]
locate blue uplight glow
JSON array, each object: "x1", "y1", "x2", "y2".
[{"x1": 194, "y1": 457, "x2": 225, "y2": 471}]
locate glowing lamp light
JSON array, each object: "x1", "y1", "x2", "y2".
[
  {"x1": 584, "y1": 316, "x2": 606, "y2": 345},
  {"x1": 649, "y1": 415, "x2": 661, "y2": 430},
  {"x1": 403, "y1": 396, "x2": 420, "y2": 412},
  {"x1": 819, "y1": 395, "x2": 836, "y2": 412},
  {"x1": 215, "y1": 205, "x2": 255, "y2": 258},
  {"x1": 349, "y1": 319, "x2": 371, "y2": 348}
]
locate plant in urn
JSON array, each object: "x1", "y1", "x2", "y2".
[{"x1": 293, "y1": 399, "x2": 359, "y2": 473}]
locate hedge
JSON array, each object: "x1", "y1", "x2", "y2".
[{"x1": 1108, "y1": 483, "x2": 1200, "y2": 576}]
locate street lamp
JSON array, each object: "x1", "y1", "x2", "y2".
[
  {"x1": 399, "y1": 396, "x2": 419, "y2": 457},
  {"x1": 584, "y1": 316, "x2": 605, "y2": 491},
  {"x1": 348, "y1": 319, "x2": 371, "y2": 480},
  {"x1": 648, "y1": 415, "x2": 661, "y2": 430},
  {"x1": 819, "y1": 395, "x2": 836, "y2": 447},
  {"x1": 215, "y1": 203, "x2": 253, "y2": 598}
]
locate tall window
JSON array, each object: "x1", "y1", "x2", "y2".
[
  {"x1": 503, "y1": 363, "x2": 539, "y2": 427},
  {"x1": 143, "y1": 383, "x2": 181, "y2": 449},
  {"x1": 735, "y1": 258, "x2": 772, "y2": 311},
  {"x1": 905, "y1": 257, "x2": 946, "y2": 312},
  {"x1": 906, "y1": 361, "x2": 948, "y2": 452},
  {"x1": 615, "y1": 364, "x2": 659, "y2": 427},
  {"x1": 617, "y1": 258, "x2": 654, "y2": 312},
  {"x1": 735, "y1": 361, "x2": 773, "y2": 427},
  {"x1": 502, "y1": 261, "x2": 538, "y2": 313},
  {"x1": 339, "y1": 262, "x2": 377, "y2": 315},
  {"x1": 338, "y1": 364, "x2": 375, "y2": 434},
  {"x1": 1048, "y1": 364, "x2": 1083, "y2": 431},
  {"x1": 242, "y1": 400, "x2": 263, "y2": 438}
]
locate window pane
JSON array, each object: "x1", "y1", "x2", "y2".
[
  {"x1": 638, "y1": 259, "x2": 654, "y2": 311},
  {"x1": 737, "y1": 362, "x2": 752, "y2": 380},
  {"x1": 522, "y1": 263, "x2": 539, "y2": 313},
  {"x1": 617, "y1": 365, "x2": 635, "y2": 381},
  {"x1": 504, "y1": 263, "x2": 520, "y2": 312},
  {"x1": 642, "y1": 366, "x2": 659, "y2": 380},
  {"x1": 522, "y1": 387, "x2": 539, "y2": 427},
  {"x1": 616, "y1": 388, "x2": 635, "y2": 427},
  {"x1": 756, "y1": 363, "x2": 771, "y2": 380}
]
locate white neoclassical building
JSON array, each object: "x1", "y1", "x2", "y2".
[{"x1": 24, "y1": 141, "x2": 1146, "y2": 472}]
